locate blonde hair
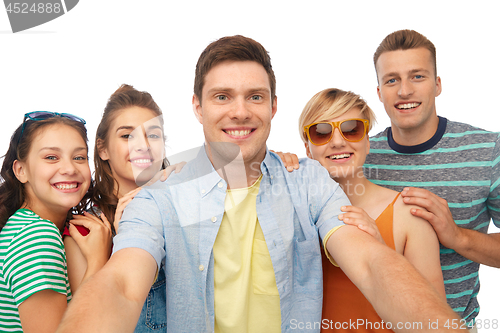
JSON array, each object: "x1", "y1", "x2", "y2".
[{"x1": 298, "y1": 88, "x2": 376, "y2": 143}]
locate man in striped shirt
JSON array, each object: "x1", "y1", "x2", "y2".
[{"x1": 364, "y1": 29, "x2": 500, "y2": 331}]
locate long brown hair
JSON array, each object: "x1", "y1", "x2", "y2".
[
  {"x1": 0, "y1": 117, "x2": 91, "y2": 230},
  {"x1": 92, "y1": 84, "x2": 168, "y2": 226}
]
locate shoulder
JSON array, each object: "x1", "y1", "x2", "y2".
[
  {"x1": 5, "y1": 213, "x2": 63, "y2": 256},
  {"x1": 444, "y1": 119, "x2": 500, "y2": 142},
  {"x1": 3, "y1": 210, "x2": 60, "y2": 241},
  {"x1": 269, "y1": 152, "x2": 338, "y2": 188},
  {"x1": 393, "y1": 196, "x2": 435, "y2": 235}
]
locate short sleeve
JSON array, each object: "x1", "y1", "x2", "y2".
[
  {"x1": 112, "y1": 188, "x2": 166, "y2": 268},
  {"x1": 488, "y1": 133, "x2": 500, "y2": 227},
  {"x1": 3, "y1": 221, "x2": 70, "y2": 305}
]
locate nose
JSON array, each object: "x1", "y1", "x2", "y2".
[
  {"x1": 329, "y1": 128, "x2": 346, "y2": 147},
  {"x1": 130, "y1": 126, "x2": 151, "y2": 152},
  {"x1": 59, "y1": 157, "x2": 78, "y2": 175},
  {"x1": 398, "y1": 80, "x2": 414, "y2": 98},
  {"x1": 229, "y1": 97, "x2": 252, "y2": 121}
]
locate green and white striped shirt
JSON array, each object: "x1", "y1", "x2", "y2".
[
  {"x1": 364, "y1": 117, "x2": 500, "y2": 324},
  {"x1": 0, "y1": 209, "x2": 71, "y2": 332}
]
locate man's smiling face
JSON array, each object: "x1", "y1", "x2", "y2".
[{"x1": 193, "y1": 60, "x2": 277, "y2": 167}]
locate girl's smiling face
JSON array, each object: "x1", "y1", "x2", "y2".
[
  {"x1": 14, "y1": 123, "x2": 91, "y2": 222},
  {"x1": 305, "y1": 107, "x2": 370, "y2": 182},
  {"x1": 99, "y1": 106, "x2": 165, "y2": 195}
]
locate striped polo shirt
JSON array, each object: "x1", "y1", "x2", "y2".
[
  {"x1": 0, "y1": 209, "x2": 72, "y2": 332},
  {"x1": 364, "y1": 116, "x2": 500, "y2": 324}
]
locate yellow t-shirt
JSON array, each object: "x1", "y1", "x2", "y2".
[{"x1": 213, "y1": 175, "x2": 281, "y2": 333}]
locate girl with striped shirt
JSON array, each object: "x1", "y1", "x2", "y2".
[{"x1": 0, "y1": 113, "x2": 112, "y2": 333}]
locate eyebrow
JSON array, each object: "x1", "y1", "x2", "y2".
[
  {"x1": 39, "y1": 147, "x2": 87, "y2": 153},
  {"x1": 381, "y1": 68, "x2": 431, "y2": 81},
  {"x1": 116, "y1": 126, "x2": 136, "y2": 132},
  {"x1": 116, "y1": 125, "x2": 163, "y2": 133},
  {"x1": 207, "y1": 87, "x2": 271, "y2": 95}
]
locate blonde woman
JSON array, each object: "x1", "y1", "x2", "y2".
[{"x1": 298, "y1": 88, "x2": 445, "y2": 332}]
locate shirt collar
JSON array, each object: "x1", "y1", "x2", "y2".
[
  {"x1": 387, "y1": 116, "x2": 447, "y2": 154},
  {"x1": 187, "y1": 145, "x2": 276, "y2": 195}
]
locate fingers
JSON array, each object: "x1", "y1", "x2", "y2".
[
  {"x1": 114, "y1": 188, "x2": 141, "y2": 229},
  {"x1": 71, "y1": 212, "x2": 110, "y2": 232},
  {"x1": 99, "y1": 213, "x2": 112, "y2": 231},
  {"x1": 401, "y1": 187, "x2": 445, "y2": 204},
  {"x1": 338, "y1": 206, "x2": 384, "y2": 243},
  {"x1": 272, "y1": 150, "x2": 300, "y2": 172},
  {"x1": 282, "y1": 152, "x2": 299, "y2": 172},
  {"x1": 157, "y1": 161, "x2": 187, "y2": 182},
  {"x1": 144, "y1": 170, "x2": 162, "y2": 186},
  {"x1": 174, "y1": 161, "x2": 186, "y2": 173}
]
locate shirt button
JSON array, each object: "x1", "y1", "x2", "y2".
[
  {"x1": 270, "y1": 175, "x2": 274, "y2": 179},
  {"x1": 218, "y1": 182, "x2": 223, "y2": 188},
  {"x1": 199, "y1": 265, "x2": 204, "y2": 271},
  {"x1": 211, "y1": 216, "x2": 217, "y2": 223},
  {"x1": 201, "y1": 189, "x2": 206, "y2": 194}
]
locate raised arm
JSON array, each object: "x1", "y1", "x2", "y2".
[
  {"x1": 64, "y1": 212, "x2": 113, "y2": 293},
  {"x1": 401, "y1": 187, "x2": 500, "y2": 267},
  {"x1": 56, "y1": 247, "x2": 157, "y2": 333},
  {"x1": 326, "y1": 225, "x2": 466, "y2": 332}
]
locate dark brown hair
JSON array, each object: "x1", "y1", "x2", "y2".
[
  {"x1": 0, "y1": 117, "x2": 91, "y2": 229},
  {"x1": 194, "y1": 35, "x2": 276, "y2": 103},
  {"x1": 92, "y1": 84, "x2": 168, "y2": 226},
  {"x1": 374, "y1": 29, "x2": 437, "y2": 79}
]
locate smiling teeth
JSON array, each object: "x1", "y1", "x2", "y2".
[
  {"x1": 55, "y1": 183, "x2": 77, "y2": 190},
  {"x1": 133, "y1": 159, "x2": 152, "y2": 164},
  {"x1": 226, "y1": 130, "x2": 251, "y2": 136},
  {"x1": 329, "y1": 153, "x2": 350, "y2": 160},
  {"x1": 396, "y1": 102, "x2": 420, "y2": 110}
]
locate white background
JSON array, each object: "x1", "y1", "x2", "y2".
[{"x1": 1, "y1": 0, "x2": 499, "y2": 329}]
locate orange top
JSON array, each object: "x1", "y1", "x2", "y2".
[{"x1": 321, "y1": 193, "x2": 400, "y2": 332}]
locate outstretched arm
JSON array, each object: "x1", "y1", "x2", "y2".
[
  {"x1": 401, "y1": 187, "x2": 500, "y2": 267},
  {"x1": 326, "y1": 225, "x2": 466, "y2": 332},
  {"x1": 56, "y1": 248, "x2": 157, "y2": 333}
]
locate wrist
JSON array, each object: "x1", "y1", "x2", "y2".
[{"x1": 452, "y1": 226, "x2": 470, "y2": 253}]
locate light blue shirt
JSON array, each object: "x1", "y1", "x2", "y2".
[{"x1": 114, "y1": 147, "x2": 350, "y2": 332}]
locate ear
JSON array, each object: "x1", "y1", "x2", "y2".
[
  {"x1": 377, "y1": 86, "x2": 382, "y2": 102},
  {"x1": 12, "y1": 160, "x2": 28, "y2": 183},
  {"x1": 97, "y1": 139, "x2": 110, "y2": 161},
  {"x1": 304, "y1": 142, "x2": 313, "y2": 159},
  {"x1": 435, "y1": 76, "x2": 442, "y2": 97},
  {"x1": 271, "y1": 96, "x2": 278, "y2": 119},
  {"x1": 192, "y1": 94, "x2": 203, "y2": 124}
]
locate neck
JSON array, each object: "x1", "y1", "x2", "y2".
[
  {"x1": 206, "y1": 144, "x2": 263, "y2": 189},
  {"x1": 116, "y1": 182, "x2": 138, "y2": 199},
  {"x1": 334, "y1": 172, "x2": 375, "y2": 207},
  {"x1": 391, "y1": 114, "x2": 439, "y2": 146},
  {"x1": 22, "y1": 202, "x2": 68, "y2": 232}
]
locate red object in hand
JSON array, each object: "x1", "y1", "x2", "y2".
[{"x1": 62, "y1": 224, "x2": 90, "y2": 237}]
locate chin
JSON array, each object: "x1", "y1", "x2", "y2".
[{"x1": 134, "y1": 169, "x2": 159, "y2": 186}]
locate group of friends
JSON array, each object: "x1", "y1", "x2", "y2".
[{"x1": 0, "y1": 29, "x2": 499, "y2": 333}]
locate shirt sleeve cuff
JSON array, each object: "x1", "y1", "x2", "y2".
[{"x1": 322, "y1": 225, "x2": 344, "y2": 267}]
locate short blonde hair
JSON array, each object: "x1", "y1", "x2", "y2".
[{"x1": 298, "y1": 88, "x2": 376, "y2": 143}]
